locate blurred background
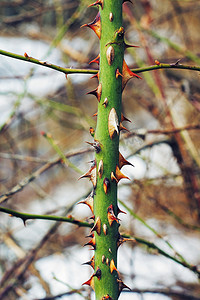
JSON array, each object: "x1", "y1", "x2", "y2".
[{"x1": 0, "y1": 0, "x2": 200, "y2": 299}]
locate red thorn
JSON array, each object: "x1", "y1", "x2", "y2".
[
  {"x1": 121, "y1": 113, "x2": 131, "y2": 123},
  {"x1": 155, "y1": 59, "x2": 160, "y2": 65},
  {"x1": 40, "y1": 131, "x2": 46, "y2": 136},
  {"x1": 81, "y1": 12, "x2": 101, "y2": 39},
  {"x1": 88, "y1": 0, "x2": 104, "y2": 9},
  {"x1": 107, "y1": 204, "x2": 119, "y2": 226},
  {"x1": 122, "y1": 60, "x2": 142, "y2": 91},
  {"x1": 82, "y1": 256, "x2": 95, "y2": 269},
  {"x1": 102, "y1": 295, "x2": 113, "y2": 300},
  {"x1": 116, "y1": 68, "x2": 123, "y2": 79},
  {"x1": 117, "y1": 205, "x2": 126, "y2": 215},
  {"x1": 82, "y1": 275, "x2": 95, "y2": 290},
  {"x1": 89, "y1": 127, "x2": 95, "y2": 137},
  {"x1": 24, "y1": 52, "x2": 29, "y2": 58},
  {"x1": 90, "y1": 72, "x2": 99, "y2": 80},
  {"x1": 110, "y1": 259, "x2": 119, "y2": 275},
  {"x1": 87, "y1": 83, "x2": 102, "y2": 102},
  {"x1": 89, "y1": 54, "x2": 100, "y2": 65},
  {"x1": 119, "y1": 122, "x2": 129, "y2": 132},
  {"x1": 115, "y1": 165, "x2": 130, "y2": 181},
  {"x1": 119, "y1": 152, "x2": 134, "y2": 169},
  {"x1": 103, "y1": 178, "x2": 110, "y2": 194}
]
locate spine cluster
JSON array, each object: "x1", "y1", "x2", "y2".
[{"x1": 79, "y1": 1, "x2": 140, "y2": 299}]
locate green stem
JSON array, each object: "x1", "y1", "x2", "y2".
[
  {"x1": 93, "y1": 1, "x2": 124, "y2": 299},
  {"x1": 0, "y1": 206, "x2": 92, "y2": 228}
]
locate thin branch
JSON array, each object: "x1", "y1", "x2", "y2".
[
  {"x1": 0, "y1": 206, "x2": 92, "y2": 228},
  {"x1": 0, "y1": 148, "x2": 92, "y2": 204},
  {"x1": 0, "y1": 49, "x2": 200, "y2": 77},
  {"x1": 123, "y1": 124, "x2": 200, "y2": 139},
  {"x1": 124, "y1": 234, "x2": 200, "y2": 278}
]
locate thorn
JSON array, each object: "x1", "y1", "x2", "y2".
[
  {"x1": 90, "y1": 127, "x2": 95, "y2": 137},
  {"x1": 117, "y1": 235, "x2": 135, "y2": 248},
  {"x1": 106, "y1": 46, "x2": 115, "y2": 66},
  {"x1": 87, "y1": 83, "x2": 102, "y2": 102},
  {"x1": 110, "y1": 259, "x2": 119, "y2": 275},
  {"x1": 116, "y1": 68, "x2": 123, "y2": 79},
  {"x1": 119, "y1": 152, "x2": 134, "y2": 169},
  {"x1": 90, "y1": 72, "x2": 99, "y2": 80},
  {"x1": 117, "y1": 279, "x2": 131, "y2": 293},
  {"x1": 82, "y1": 256, "x2": 95, "y2": 269},
  {"x1": 115, "y1": 165, "x2": 130, "y2": 181},
  {"x1": 78, "y1": 192, "x2": 94, "y2": 213},
  {"x1": 89, "y1": 54, "x2": 100, "y2": 65},
  {"x1": 24, "y1": 52, "x2": 29, "y2": 58},
  {"x1": 102, "y1": 255, "x2": 106, "y2": 263},
  {"x1": 102, "y1": 295, "x2": 113, "y2": 300},
  {"x1": 82, "y1": 275, "x2": 95, "y2": 290},
  {"x1": 155, "y1": 59, "x2": 160, "y2": 65},
  {"x1": 124, "y1": 42, "x2": 139, "y2": 49},
  {"x1": 78, "y1": 163, "x2": 97, "y2": 188},
  {"x1": 116, "y1": 205, "x2": 126, "y2": 215},
  {"x1": 84, "y1": 233, "x2": 96, "y2": 250},
  {"x1": 98, "y1": 160, "x2": 104, "y2": 179},
  {"x1": 106, "y1": 258, "x2": 110, "y2": 265},
  {"x1": 108, "y1": 108, "x2": 119, "y2": 139},
  {"x1": 86, "y1": 140, "x2": 101, "y2": 153},
  {"x1": 90, "y1": 216, "x2": 101, "y2": 235},
  {"x1": 81, "y1": 12, "x2": 101, "y2": 39},
  {"x1": 108, "y1": 248, "x2": 112, "y2": 253},
  {"x1": 119, "y1": 122, "x2": 129, "y2": 132},
  {"x1": 103, "y1": 178, "x2": 110, "y2": 194},
  {"x1": 88, "y1": 0, "x2": 104, "y2": 9},
  {"x1": 103, "y1": 223, "x2": 108, "y2": 235},
  {"x1": 102, "y1": 97, "x2": 108, "y2": 107},
  {"x1": 94, "y1": 266, "x2": 102, "y2": 280},
  {"x1": 111, "y1": 171, "x2": 118, "y2": 183},
  {"x1": 109, "y1": 12, "x2": 114, "y2": 22},
  {"x1": 122, "y1": 60, "x2": 142, "y2": 91},
  {"x1": 121, "y1": 113, "x2": 131, "y2": 123},
  {"x1": 107, "y1": 204, "x2": 119, "y2": 226}
]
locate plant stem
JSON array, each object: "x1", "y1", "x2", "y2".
[{"x1": 92, "y1": 1, "x2": 124, "y2": 299}]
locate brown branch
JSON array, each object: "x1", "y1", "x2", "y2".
[{"x1": 0, "y1": 148, "x2": 92, "y2": 204}]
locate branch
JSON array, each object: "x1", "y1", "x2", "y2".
[
  {"x1": 0, "y1": 206, "x2": 92, "y2": 228},
  {"x1": 0, "y1": 148, "x2": 92, "y2": 204},
  {"x1": 1, "y1": 49, "x2": 200, "y2": 77},
  {"x1": 124, "y1": 124, "x2": 200, "y2": 139},
  {"x1": 124, "y1": 234, "x2": 200, "y2": 278}
]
